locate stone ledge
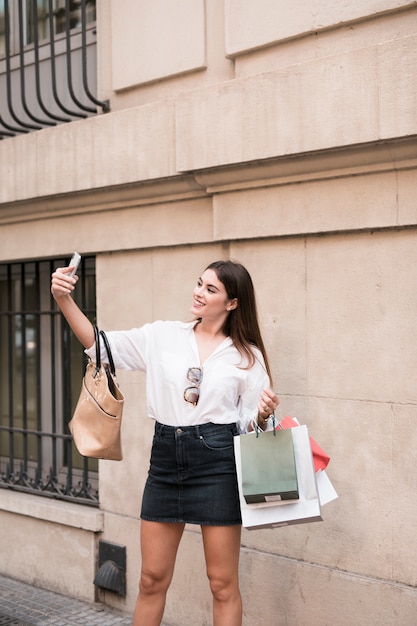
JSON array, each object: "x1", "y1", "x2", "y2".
[
  {"x1": 0, "y1": 174, "x2": 207, "y2": 226},
  {"x1": 1, "y1": 136, "x2": 416, "y2": 228},
  {"x1": 0, "y1": 489, "x2": 104, "y2": 532},
  {"x1": 192, "y1": 135, "x2": 417, "y2": 193}
]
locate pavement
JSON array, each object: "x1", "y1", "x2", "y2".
[{"x1": 0, "y1": 574, "x2": 170, "y2": 626}]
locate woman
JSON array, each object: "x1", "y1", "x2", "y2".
[{"x1": 51, "y1": 259, "x2": 279, "y2": 626}]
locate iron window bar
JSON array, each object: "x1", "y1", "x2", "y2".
[
  {"x1": 3, "y1": 0, "x2": 40, "y2": 131},
  {"x1": 0, "y1": 0, "x2": 109, "y2": 139},
  {"x1": 47, "y1": 0, "x2": 87, "y2": 119},
  {"x1": 32, "y1": 0, "x2": 70, "y2": 124},
  {"x1": 64, "y1": 0, "x2": 95, "y2": 114},
  {"x1": 0, "y1": 119, "x2": 18, "y2": 136},
  {"x1": 80, "y1": 0, "x2": 108, "y2": 111},
  {"x1": 17, "y1": 0, "x2": 55, "y2": 127},
  {"x1": 0, "y1": 257, "x2": 98, "y2": 506}
]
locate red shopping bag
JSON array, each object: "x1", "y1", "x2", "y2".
[{"x1": 277, "y1": 416, "x2": 330, "y2": 472}]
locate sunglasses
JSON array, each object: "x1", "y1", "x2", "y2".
[{"x1": 183, "y1": 367, "x2": 203, "y2": 406}]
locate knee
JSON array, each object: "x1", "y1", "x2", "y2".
[
  {"x1": 139, "y1": 568, "x2": 170, "y2": 597},
  {"x1": 208, "y1": 574, "x2": 239, "y2": 603}
]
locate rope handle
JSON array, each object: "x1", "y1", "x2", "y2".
[{"x1": 252, "y1": 413, "x2": 276, "y2": 437}]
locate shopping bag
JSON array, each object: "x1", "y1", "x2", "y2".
[
  {"x1": 278, "y1": 416, "x2": 330, "y2": 472},
  {"x1": 239, "y1": 428, "x2": 299, "y2": 503},
  {"x1": 316, "y1": 470, "x2": 338, "y2": 506},
  {"x1": 234, "y1": 425, "x2": 322, "y2": 529},
  {"x1": 277, "y1": 417, "x2": 338, "y2": 507}
]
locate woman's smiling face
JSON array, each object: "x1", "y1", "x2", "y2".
[{"x1": 191, "y1": 269, "x2": 237, "y2": 322}]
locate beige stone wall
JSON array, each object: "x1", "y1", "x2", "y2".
[{"x1": 1, "y1": 1, "x2": 417, "y2": 624}]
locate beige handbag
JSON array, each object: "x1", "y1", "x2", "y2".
[{"x1": 69, "y1": 326, "x2": 124, "y2": 460}]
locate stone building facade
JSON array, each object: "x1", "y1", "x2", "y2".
[{"x1": 1, "y1": 1, "x2": 416, "y2": 624}]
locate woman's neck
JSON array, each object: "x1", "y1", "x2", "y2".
[
  {"x1": 193, "y1": 319, "x2": 228, "y2": 364},
  {"x1": 194, "y1": 318, "x2": 227, "y2": 340}
]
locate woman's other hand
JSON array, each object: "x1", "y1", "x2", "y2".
[
  {"x1": 258, "y1": 388, "x2": 279, "y2": 419},
  {"x1": 256, "y1": 388, "x2": 280, "y2": 430}
]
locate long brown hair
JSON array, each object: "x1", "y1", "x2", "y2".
[{"x1": 205, "y1": 260, "x2": 272, "y2": 382}]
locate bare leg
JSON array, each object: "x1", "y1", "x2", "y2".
[
  {"x1": 201, "y1": 524, "x2": 242, "y2": 626},
  {"x1": 133, "y1": 520, "x2": 185, "y2": 626}
]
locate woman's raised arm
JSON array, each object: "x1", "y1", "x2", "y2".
[{"x1": 51, "y1": 266, "x2": 95, "y2": 349}]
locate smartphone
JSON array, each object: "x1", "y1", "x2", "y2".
[{"x1": 68, "y1": 252, "x2": 81, "y2": 276}]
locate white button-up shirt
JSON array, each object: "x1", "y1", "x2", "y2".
[{"x1": 86, "y1": 320, "x2": 270, "y2": 433}]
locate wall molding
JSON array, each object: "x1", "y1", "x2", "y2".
[{"x1": 0, "y1": 135, "x2": 416, "y2": 226}]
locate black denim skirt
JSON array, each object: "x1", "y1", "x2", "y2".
[{"x1": 141, "y1": 421, "x2": 242, "y2": 526}]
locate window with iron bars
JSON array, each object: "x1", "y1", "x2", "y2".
[
  {"x1": 0, "y1": 256, "x2": 99, "y2": 505},
  {"x1": 0, "y1": 1, "x2": 97, "y2": 56},
  {"x1": 0, "y1": 0, "x2": 108, "y2": 139}
]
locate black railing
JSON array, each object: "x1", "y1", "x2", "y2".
[
  {"x1": 0, "y1": 257, "x2": 99, "y2": 505},
  {"x1": 0, "y1": 0, "x2": 109, "y2": 139}
]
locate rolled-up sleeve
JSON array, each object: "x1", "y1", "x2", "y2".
[
  {"x1": 236, "y1": 356, "x2": 271, "y2": 434},
  {"x1": 85, "y1": 326, "x2": 153, "y2": 371}
]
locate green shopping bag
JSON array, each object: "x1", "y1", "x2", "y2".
[{"x1": 240, "y1": 427, "x2": 299, "y2": 504}]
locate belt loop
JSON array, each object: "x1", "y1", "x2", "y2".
[{"x1": 195, "y1": 424, "x2": 201, "y2": 439}]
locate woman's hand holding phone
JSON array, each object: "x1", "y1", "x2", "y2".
[{"x1": 51, "y1": 252, "x2": 81, "y2": 299}]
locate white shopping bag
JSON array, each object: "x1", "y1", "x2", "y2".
[{"x1": 316, "y1": 469, "x2": 338, "y2": 506}]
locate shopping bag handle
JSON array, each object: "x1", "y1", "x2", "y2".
[{"x1": 253, "y1": 413, "x2": 276, "y2": 437}]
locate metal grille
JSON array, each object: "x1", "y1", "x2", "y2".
[
  {"x1": 0, "y1": 0, "x2": 109, "y2": 139},
  {"x1": 0, "y1": 256, "x2": 98, "y2": 505}
]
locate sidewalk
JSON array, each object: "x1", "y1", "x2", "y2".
[{"x1": 0, "y1": 574, "x2": 170, "y2": 625}]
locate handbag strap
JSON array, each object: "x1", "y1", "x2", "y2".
[
  {"x1": 93, "y1": 324, "x2": 101, "y2": 374},
  {"x1": 92, "y1": 325, "x2": 116, "y2": 376},
  {"x1": 99, "y1": 329, "x2": 116, "y2": 376}
]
